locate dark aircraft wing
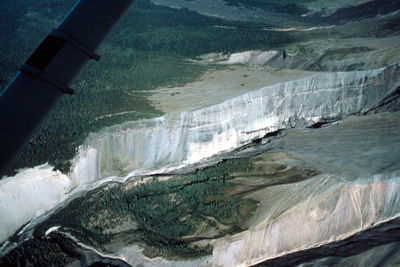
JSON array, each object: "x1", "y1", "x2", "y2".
[{"x1": 0, "y1": 0, "x2": 134, "y2": 175}]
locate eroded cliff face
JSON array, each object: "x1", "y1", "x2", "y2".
[
  {"x1": 0, "y1": 64, "x2": 399, "y2": 245},
  {"x1": 71, "y1": 64, "x2": 400, "y2": 181},
  {"x1": 213, "y1": 172, "x2": 400, "y2": 266}
]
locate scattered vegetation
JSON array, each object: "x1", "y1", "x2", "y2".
[{"x1": 31, "y1": 158, "x2": 258, "y2": 260}]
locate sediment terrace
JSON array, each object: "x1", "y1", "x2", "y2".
[{"x1": 73, "y1": 64, "x2": 399, "y2": 180}]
